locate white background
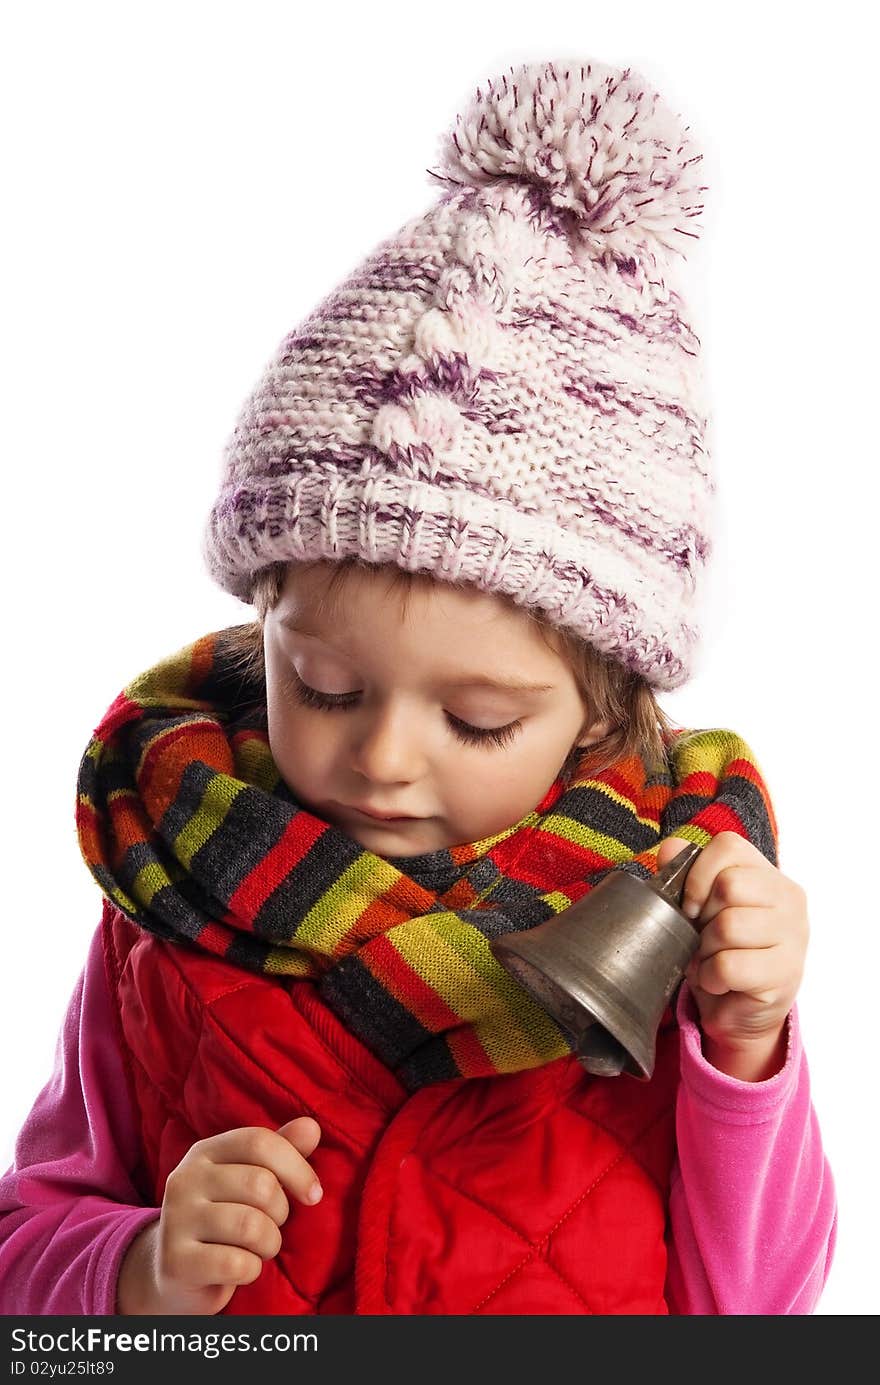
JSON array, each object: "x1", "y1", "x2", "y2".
[{"x1": 2, "y1": 0, "x2": 876, "y2": 1315}]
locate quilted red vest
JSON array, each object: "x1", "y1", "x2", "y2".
[{"x1": 102, "y1": 900, "x2": 681, "y2": 1315}]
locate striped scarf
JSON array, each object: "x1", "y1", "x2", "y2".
[{"x1": 75, "y1": 627, "x2": 779, "y2": 1091}]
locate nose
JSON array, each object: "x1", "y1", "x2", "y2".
[{"x1": 348, "y1": 700, "x2": 425, "y2": 783}]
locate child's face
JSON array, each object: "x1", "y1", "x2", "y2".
[{"x1": 263, "y1": 563, "x2": 611, "y2": 854}]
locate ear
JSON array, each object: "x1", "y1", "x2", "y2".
[{"x1": 575, "y1": 716, "x2": 614, "y2": 748}]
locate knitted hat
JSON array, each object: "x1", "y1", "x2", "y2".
[{"x1": 202, "y1": 57, "x2": 711, "y2": 691}]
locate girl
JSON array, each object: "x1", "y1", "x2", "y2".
[{"x1": 0, "y1": 57, "x2": 836, "y2": 1315}]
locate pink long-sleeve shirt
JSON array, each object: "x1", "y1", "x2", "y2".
[{"x1": 0, "y1": 924, "x2": 837, "y2": 1315}]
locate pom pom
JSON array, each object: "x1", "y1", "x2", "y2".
[{"x1": 428, "y1": 58, "x2": 707, "y2": 260}]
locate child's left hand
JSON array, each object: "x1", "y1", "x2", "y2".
[{"x1": 655, "y1": 832, "x2": 809, "y2": 1081}]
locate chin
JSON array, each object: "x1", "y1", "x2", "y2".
[{"x1": 352, "y1": 821, "x2": 438, "y2": 853}]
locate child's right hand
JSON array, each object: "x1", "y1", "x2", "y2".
[{"x1": 117, "y1": 1116, "x2": 323, "y2": 1315}]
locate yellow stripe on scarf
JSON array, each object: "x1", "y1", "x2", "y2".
[
  {"x1": 174, "y1": 774, "x2": 244, "y2": 869},
  {"x1": 390, "y1": 912, "x2": 566, "y2": 1068},
  {"x1": 294, "y1": 853, "x2": 404, "y2": 954}
]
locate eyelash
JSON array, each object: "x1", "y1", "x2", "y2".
[{"x1": 283, "y1": 671, "x2": 523, "y2": 750}]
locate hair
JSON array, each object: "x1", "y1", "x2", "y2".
[{"x1": 223, "y1": 558, "x2": 680, "y2": 783}]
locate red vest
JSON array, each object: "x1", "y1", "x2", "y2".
[{"x1": 102, "y1": 900, "x2": 680, "y2": 1315}]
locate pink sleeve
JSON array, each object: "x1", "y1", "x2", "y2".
[
  {"x1": 665, "y1": 982, "x2": 838, "y2": 1315},
  {"x1": 0, "y1": 925, "x2": 160, "y2": 1315}
]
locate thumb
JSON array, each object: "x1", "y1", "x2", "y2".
[{"x1": 276, "y1": 1116, "x2": 322, "y2": 1157}]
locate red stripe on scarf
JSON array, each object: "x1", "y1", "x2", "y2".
[
  {"x1": 138, "y1": 722, "x2": 233, "y2": 820},
  {"x1": 199, "y1": 919, "x2": 239, "y2": 957},
  {"x1": 336, "y1": 875, "x2": 437, "y2": 952},
  {"x1": 75, "y1": 797, "x2": 103, "y2": 869},
  {"x1": 106, "y1": 791, "x2": 153, "y2": 866},
  {"x1": 510, "y1": 833, "x2": 617, "y2": 890},
  {"x1": 446, "y1": 1023, "x2": 498, "y2": 1079},
  {"x1": 365, "y1": 933, "x2": 463, "y2": 1032},
  {"x1": 94, "y1": 691, "x2": 144, "y2": 739},
  {"x1": 228, "y1": 813, "x2": 330, "y2": 929}
]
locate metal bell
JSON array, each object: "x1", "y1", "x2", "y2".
[{"x1": 489, "y1": 843, "x2": 702, "y2": 1081}]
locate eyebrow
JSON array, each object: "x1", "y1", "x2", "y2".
[{"x1": 278, "y1": 616, "x2": 555, "y2": 694}]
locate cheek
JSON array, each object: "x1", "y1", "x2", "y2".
[
  {"x1": 266, "y1": 702, "x2": 334, "y2": 801},
  {"x1": 266, "y1": 676, "x2": 315, "y2": 759}
]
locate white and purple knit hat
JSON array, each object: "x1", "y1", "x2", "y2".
[{"x1": 202, "y1": 57, "x2": 712, "y2": 691}]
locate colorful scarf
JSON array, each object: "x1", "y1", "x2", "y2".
[{"x1": 76, "y1": 627, "x2": 779, "y2": 1090}]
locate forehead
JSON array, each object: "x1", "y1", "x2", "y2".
[{"x1": 275, "y1": 562, "x2": 567, "y2": 689}]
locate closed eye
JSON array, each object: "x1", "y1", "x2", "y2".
[{"x1": 283, "y1": 670, "x2": 523, "y2": 750}]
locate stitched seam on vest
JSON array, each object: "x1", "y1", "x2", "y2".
[
  {"x1": 416, "y1": 1102, "x2": 671, "y2": 1315},
  {"x1": 408, "y1": 1081, "x2": 673, "y2": 1220},
  {"x1": 120, "y1": 993, "x2": 205, "y2": 1150},
  {"x1": 203, "y1": 1004, "x2": 368, "y2": 1150},
  {"x1": 129, "y1": 952, "x2": 209, "y2": 1108},
  {"x1": 476, "y1": 1102, "x2": 674, "y2": 1313},
  {"x1": 101, "y1": 910, "x2": 155, "y2": 1205},
  {"x1": 161, "y1": 940, "x2": 400, "y2": 1131},
  {"x1": 389, "y1": 1073, "x2": 672, "y2": 1313},
  {"x1": 540, "y1": 1102, "x2": 673, "y2": 1234},
  {"x1": 123, "y1": 1043, "x2": 202, "y2": 1144},
  {"x1": 119, "y1": 1037, "x2": 204, "y2": 1213},
  {"x1": 114, "y1": 938, "x2": 209, "y2": 1193},
  {"x1": 472, "y1": 1251, "x2": 596, "y2": 1315},
  {"x1": 155, "y1": 946, "x2": 372, "y2": 1152},
  {"x1": 102, "y1": 911, "x2": 142, "y2": 1126},
  {"x1": 566, "y1": 1099, "x2": 675, "y2": 1198},
  {"x1": 412, "y1": 1165, "x2": 599, "y2": 1315},
  {"x1": 162, "y1": 960, "x2": 399, "y2": 1112}
]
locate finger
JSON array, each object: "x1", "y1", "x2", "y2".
[
  {"x1": 277, "y1": 1116, "x2": 322, "y2": 1159},
  {"x1": 683, "y1": 863, "x2": 778, "y2": 926},
  {"x1": 166, "y1": 1237, "x2": 265, "y2": 1290},
  {"x1": 691, "y1": 946, "x2": 788, "y2": 1000},
  {"x1": 200, "y1": 1127, "x2": 323, "y2": 1206},
  {"x1": 657, "y1": 836, "x2": 693, "y2": 860},
  {"x1": 668, "y1": 828, "x2": 755, "y2": 882},
  {"x1": 193, "y1": 1200, "x2": 284, "y2": 1262},
  {"x1": 202, "y1": 1163, "x2": 290, "y2": 1228},
  {"x1": 695, "y1": 906, "x2": 781, "y2": 958}
]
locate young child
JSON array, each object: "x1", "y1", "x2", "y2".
[{"x1": 0, "y1": 57, "x2": 836, "y2": 1316}]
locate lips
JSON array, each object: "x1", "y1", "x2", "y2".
[{"x1": 350, "y1": 805, "x2": 417, "y2": 821}]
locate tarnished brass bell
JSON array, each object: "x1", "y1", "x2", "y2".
[{"x1": 489, "y1": 842, "x2": 702, "y2": 1081}]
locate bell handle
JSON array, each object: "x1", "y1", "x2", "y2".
[{"x1": 651, "y1": 841, "x2": 703, "y2": 914}]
